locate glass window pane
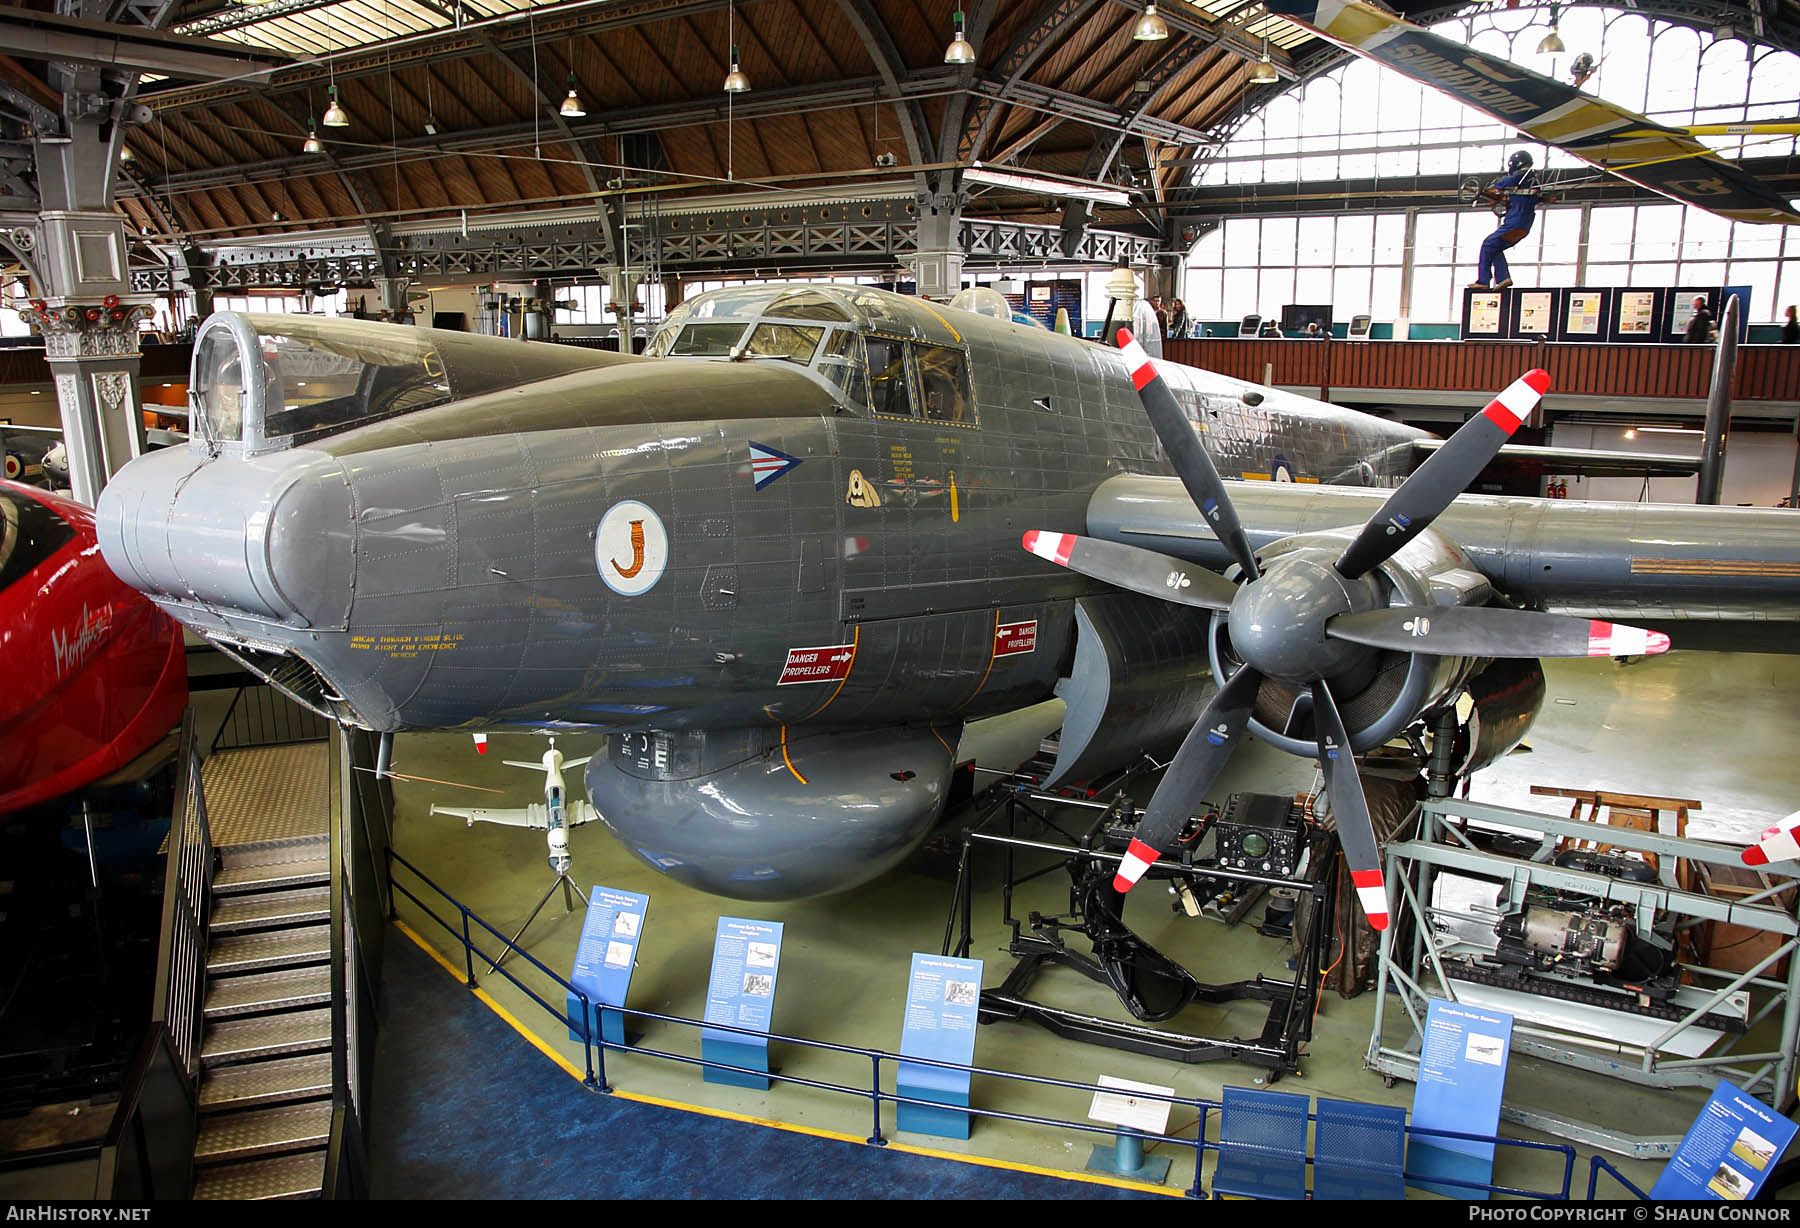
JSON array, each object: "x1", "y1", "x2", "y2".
[
  {"x1": 1260, "y1": 218, "x2": 1296, "y2": 265},
  {"x1": 1374, "y1": 214, "x2": 1406, "y2": 264},
  {"x1": 1412, "y1": 266, "x2": 1453, "y2": 323}
]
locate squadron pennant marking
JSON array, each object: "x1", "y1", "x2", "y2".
[{"x1": 748, "y1": 441, "x2": 802, "y2": 490}]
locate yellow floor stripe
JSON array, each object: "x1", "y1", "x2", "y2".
[{"x1": 393, "y1": 920, "x2": 1186, "y2": 1197}]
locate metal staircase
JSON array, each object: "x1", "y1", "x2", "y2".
[{"x1": 191, "y1": 830, "x2": 334, "y2": 1199}]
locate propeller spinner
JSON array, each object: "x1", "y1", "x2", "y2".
[{"x1": 1025, "y1": 332, "x2": 1671, "y2": 930}]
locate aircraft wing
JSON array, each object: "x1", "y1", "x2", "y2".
[
  {"x1": 1084, "y1": 473, "x2": 1800, "y2": 623},
  {"x1": 1263, "y1": 0, "x2": 1800, "y2": 226},
  {"x1": 430, "y1": 802, "x2": 549, "y2": 830},
  {"x1": 1427, "y1": 440, "x2": 1702, "y2": 480}
]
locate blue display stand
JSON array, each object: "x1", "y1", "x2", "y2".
[
  {"x1": 700, "y1": 916, "x2": 784, "y2": 1090},
  {"x1": 1651, "y1": 1082, "x2": 1798, "y2": 1201},
  {"x1": 1407, "y1": 998, "x2": 1513, "y2": 1200},
  {"x1": 566, "y1": 886, "x2": 650, "y2": 1047},
  {"x1": 895, "y1": 953, "x2": 984, "y2": 1139}
]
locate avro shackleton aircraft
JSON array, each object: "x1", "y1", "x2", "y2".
[{"x1": 94, "y1": 286, "x2": 1800, "y2": 920}]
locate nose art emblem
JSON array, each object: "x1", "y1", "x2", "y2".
[{"x1": 595, "y1": 500, "x2": 668, "y2": 595}]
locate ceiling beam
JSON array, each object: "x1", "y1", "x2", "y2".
[{"x1": 0, "y1": 8, "x2": 291, "y2": 81}]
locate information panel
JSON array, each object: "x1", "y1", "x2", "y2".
[
  {"x1": 1559, "y1": 288, "x2": 1609, "y2": 340},
  {"x1": 1611, "y1": 288, "x2": 1664, "y2": 343},
  {"x1": 1651, "y1": 1082, "x2": 1798, "y2": 1201},
  {"x1": 1460, "y1": 288, "x2": 1507, "y2": 339},
  {"x1": 896, "y1": 952, "x2": 984, "y2": 1139},
  {"x1": 1408, "y1": 998, "x2": 1514, "y2": 1200},
  {"x1": 700, "y1": 916, "x2": 784, "y2": 1090},
  {"x1": 1512, "y1": 290, "x2": 1555, "y2": 338},
  {"x1": 566, "y1": 885, "x2": 650, "y2": 1047}
]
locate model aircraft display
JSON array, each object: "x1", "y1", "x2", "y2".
[
  {"x1": 90, "y1": 287, "x2": 1800, "y2": 911},
  {"x1": 1262, "y1": 0, "x2": 1800, "y2": 226},
  {"x1": 0, "y1": 480, "x2": 187, "y2": 813},
  {"x1": 429, "y1": 739, "x2": 598, "y2": 877}
]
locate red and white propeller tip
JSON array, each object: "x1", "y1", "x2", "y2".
[
  {"x1": 1585, "y1": 621, "x2": 1670, "y2": 657},
  {"x1": 1116, "y1": 330, "x2": 1158, "y2": 390},
  {"x1": 473, "y1": 733, "x2": 488, "y2": 755},
  {"x1": 1480, "y1": 368, "x2": 1551, "y2": 433},
  {"x1": 1743, "y1": 811, "x2": 1800, "y2": 867},
  {"x1": 1352, "y1": 869, "x2": 1390, "y2": 931},
  {"x1": 1021, "y1": 529, "x2": 1076, "y2": 567},
  {"x1": 1113, "y1": 837, "x2": 1162, "y2": 894}
]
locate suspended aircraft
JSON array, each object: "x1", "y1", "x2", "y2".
[
  {"x1": 1, "y1": 480, "x2": 187, "y2": 813},
  {"x1": 91, "y1": 287, "x2": 1800, "y2": 922},
  {"x1": 1263, "y1": 0, "x2": 1800, "y2": 226}
]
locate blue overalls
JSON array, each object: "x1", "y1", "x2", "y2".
[{"x1": 1476, "y1": 169, "x2": 1541, "y2": 287}]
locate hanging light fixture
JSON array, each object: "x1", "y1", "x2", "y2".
[
  {"x1": 944, "y1": 9, "x2": 975, "y2": 64},
  {"x1": 1537, "y1": 4, "x2": 1566, "y2": 54},
  {"x1": 1133, "y1": 2, "x2": 1169, "y2": 42},
  {"x1": 560, "y1": 72, "x2": 586, "y2": 117},
  {"x1": 723, "y1": 45, "x2": 750, "y2": 92},
  {"x1": 303, "y1": 126, "x2": 324, "y2": 153},
  {"x1": 724, "y1": 2, "x2": 750, "y2": 92},
  {"x1": 119, "y1": 145, "x2": 134, "y2": 163},
  {"x1": 322, "y1": 83, "x2": 349, "y2": 127},
  {"x1": 1250, "y1": 38, "x2": 1279, "y2": 84}
]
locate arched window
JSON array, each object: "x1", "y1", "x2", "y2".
[{"x1": 1187, "y1": 6, "x2": 1800, "y2": 324}]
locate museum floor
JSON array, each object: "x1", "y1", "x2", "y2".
[{"x1": 366, "y1": 650, "x2": 1800, "y2": 1199}]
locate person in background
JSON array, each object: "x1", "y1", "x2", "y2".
[
  {"x1": 1167, "y1": 298, "x2": 1189, "y2": 340},
  {"x1": 1305, "y1": 321, "x2": 1326, "y2": 340},
  {"x1": 1149, "y1": 295, "x2": 1168, "y2": 339},
  {"x1": 1469, "y1": 150, "x2": 1543, "y2": 290},
  {"x1": 1259, "y1": 318, "x2": 1281, "y2": 338},
  {"x1": 1782, "y1": 305, "x2": 1798, "y2": 344},
  {"x1": 1686, "y1": 296, "x2": 1716, "y2": 344}
]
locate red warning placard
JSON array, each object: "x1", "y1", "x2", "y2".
[
  {"x1": 995, "y1": 620, "x2": 1038, "y2": 657},
  {"x1": 778, "y1": 643, "x2": 856, "y2": 685}
]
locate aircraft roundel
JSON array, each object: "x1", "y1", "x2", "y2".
[
  {"x1": 1272, "y1": 454, "x2": 1295, "y2": 482},
  {"x1": 595, "y1": 500, "x2": 668, "y2": 596}
]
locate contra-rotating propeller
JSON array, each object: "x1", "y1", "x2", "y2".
[{"x1": 1021, "y1": 331, "x2": 1670, "y2": 930}]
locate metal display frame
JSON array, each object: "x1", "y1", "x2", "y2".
[
  {"x1": 942, "y1": 784, "x2": 1338, "y2": 1079},
  {"x1": 1368, "y1": 796, "x2": 1800, "y2": 1158}
]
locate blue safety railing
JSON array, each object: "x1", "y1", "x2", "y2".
[
  {"x1": 387, "y1": 847, "x2": 1577, "y2": 1200},
  {"x1": 1588, "y1": 1155, "x2": 1653, "y2": 1200}
]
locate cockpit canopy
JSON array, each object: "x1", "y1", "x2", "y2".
[
  {"x1": 647, "y1": 285, "x2": 975, "y2": 424},
  {"x1": 189, "y1": 312, "x2": 610, "y2": 456}
]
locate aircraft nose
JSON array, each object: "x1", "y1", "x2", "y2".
[{"x1": 97, "y1": 446, "x2": 355, "y2": 630}]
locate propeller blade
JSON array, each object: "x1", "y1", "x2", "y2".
[
  {"x1": 1021, "y1": 530, "x2": 1237, "y2": 610},
  {"x1": 1114, "y1": 664, "x2": 1264, "y2": 893},
  {"x1": 1743, "y1": 809, "x2": 1800, "y2": 867},
  {"x1": 1117, "y1": 329, "x2": 1261, "y2": 581},
  {"x1": 1335, "y1": 369, "x2": 1550, "y2": 580},
  {"x1": 1310, "y1": 679, "x2": 1388, "y2": 931},
  {"x1": 1326, "y1": 607, "x2": 1672, "y2": 659}
]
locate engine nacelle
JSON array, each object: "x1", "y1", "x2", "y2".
[
  {"x1": 1209, "y1": 527, "x2": 1490, "y2": 755},
  {"x1": 584, "y1": 722, "x2": 959, "y2": 900}
]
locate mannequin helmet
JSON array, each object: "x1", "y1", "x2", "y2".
[{"x1": 1508, "y1": 150, "x2": 1534, "y2": 173}]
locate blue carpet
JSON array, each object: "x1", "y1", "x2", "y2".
[{"x1": 367, "y1": 925, "x2": 1173, "y2": 1200}]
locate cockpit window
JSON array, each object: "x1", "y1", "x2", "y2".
[
  {"x1": 191, "y1": 314, "x2": 454, "y2": 453},
  {"x1": 864, "y1": 337, "x2": 913, "y2": 417},
  {"x1": 745, "y1": 323, "x2": 824, "y2": 364},
  {"x1": 766, "y1": 290, "x2": 853, "y2": 322},
  {"x1": 913, "y1": 344, "x2": 972, "y2": 423},
  {"x1": 192, "y1": 327, "x2": 247, "y2": 444},
  {"x1": 0, "y1": 491, "x2": 76, "y2": 591},
  {"x1": 259, "y1": 327, "x2": 452, "y2": 442},
  {"x1": 668, "y1": 323, "x2": 749, "y2": 356}
]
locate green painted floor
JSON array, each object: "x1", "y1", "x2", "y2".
[{"x1": 380, "y1": 651, "x2": 1800, "y2": 1199}]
